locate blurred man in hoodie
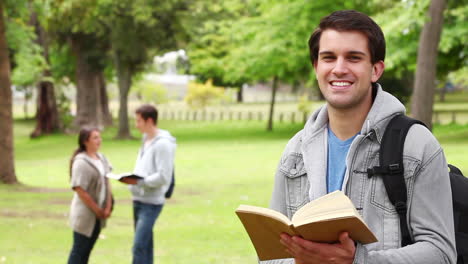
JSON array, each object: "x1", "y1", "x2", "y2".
[{"x1": 120, "y1": 104, "x2": 176, "y2": 264}]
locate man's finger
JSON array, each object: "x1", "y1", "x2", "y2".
[{"x1": 338, "y1": 232, "x2": 355, "y2": 251}]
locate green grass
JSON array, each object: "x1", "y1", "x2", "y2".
[
  {"x1": 2, "y1": 117, "x2": 468, "y2": 264},
  {"x1": 1, "y1": 119, "x2": 303, "y2": 264}
]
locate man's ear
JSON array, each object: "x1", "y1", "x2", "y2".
[{"x1": 371, "y1": 61, "x2": 385, "y2": 82}]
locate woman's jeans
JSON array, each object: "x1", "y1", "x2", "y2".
[
  {"x1": 132, "y1": 201, "x2": 163, "y2": 264},
  {"x1": 68, "y1": 220, "x2": 101, "y2": 264}
]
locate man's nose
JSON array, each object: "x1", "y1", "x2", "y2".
[{"x1": 331, "y1": 58, "x2": 348, "y2": 76}]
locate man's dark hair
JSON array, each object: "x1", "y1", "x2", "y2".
[
  {"x1": 135, "y1": 104, "x2": 158, "y2": 124},
  {"x1": 308, "y1": 10, "x2": 386, "y2": 65}
]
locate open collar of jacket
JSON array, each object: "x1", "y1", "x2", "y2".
[
  {"x1": 299, "y1": 84, "x2": 406, "y2": 200},
  {"x1": 74, "y1": 152, "x2": 110, "y2": 175}
]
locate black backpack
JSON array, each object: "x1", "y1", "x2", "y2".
[
  {"x1": 367, "y1": 114, "x2": 468, "y2": 263},
  {"x1": 165, "y1": 170, "x2": 175, "y2": 198}
]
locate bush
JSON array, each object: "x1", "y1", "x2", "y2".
[
  {"x1": 298, "y1": 93, "x2": 312, "y2": 114},
  {"x1": 133, "y1": 81, "x2": 169, "y2": 104},
  {"x1": 184, "y1": 79, "x2": 227, "y2": 109}
]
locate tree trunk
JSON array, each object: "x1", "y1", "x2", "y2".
[
  {"x1": 115, "y1": 52, "x2": 133, "y2": 139},
  {"x1": 70, "y1": 35, "x2": 104, "y2": 130},
  {"x1": 99, "y1": 72, "x2": 113, "y2": 126},
  {"x1": 410, "y1": 0, "x2": 447, "y2": 130},
  {"x1": 267, "y1": 76, "x2": 278, "y2": 131},
  {"x1": 23, "y1": 89, "x2": 29, "y2": 119},
  {"x1": 30, "y1": 81, "x2": 60, "y2": 137},
  {"x1": 30, "y1": 11, "x2": 61, "y2": 137},
  {"x1": 237, "y1": 85, "x2": 243, "y2": 103},
  {"x1": 0, "y1": 2, "x2": 18, "y2": 184},
  {"x1": 439, "y1": 83, "x2": 446, "y2": 102}
]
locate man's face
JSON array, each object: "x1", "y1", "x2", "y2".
[
  {"x1": 135, "y1": 113, "x2": 151, "y2": 133},
  {"x1": 314, "y1": 29, "x2": 384, "y2": 111}
]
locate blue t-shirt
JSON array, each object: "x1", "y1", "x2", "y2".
[{"x1": 327, "y1": 127, "x2": 358, "y2": 193}]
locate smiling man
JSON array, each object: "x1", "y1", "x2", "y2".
[{"x1": 262, "y1": 10, "x2": 456, "y2": 264}]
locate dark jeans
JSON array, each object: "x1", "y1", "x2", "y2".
[
  {"x1": 132, "y1": 201, "x2": 163, "y2": 264},
  {"x1": 68, "y1": 220, "x2": 101, "y2": 264}
]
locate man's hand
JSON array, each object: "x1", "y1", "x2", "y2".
[
  {"x1": 280, "y1": 232, "x2": 356, "y2": 264},
  {"x1": 119, "y1": 177, "x2": 138, "y2": 185}
]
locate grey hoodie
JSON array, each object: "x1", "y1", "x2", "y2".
[{"x1": 130, "y1": 129, "x2": 176, "y2": 205}]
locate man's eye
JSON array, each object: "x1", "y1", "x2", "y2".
[{"x1": 349, "y1": 56, "x2": 361, "y2": 61}]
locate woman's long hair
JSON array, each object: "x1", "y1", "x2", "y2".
[{"x1": 69, "y1": 128, "x2": 99, "y2": 180}]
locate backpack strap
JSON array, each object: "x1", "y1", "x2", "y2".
[{"x1": 367, "y1": 114, "x2": 426, "y2": 247}]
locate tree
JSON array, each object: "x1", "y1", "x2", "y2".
[
  {"x1": 374, "y1": 0, "x2": 467, "y2": 105},
  {"x1": 30, "y1": 9, "x2": 60, "y2": 137},
  {"x1": 411, "y1": 0, "x2": 447, "y2": 130},
  {"x1": 0, "y1": 1, "x2": 18, "y2": 184},
  {"x1": 221, "y1": 0, "x2": 371, "y2": 131},
  {"x1": 48, "y1": 0, "x2": 187, "y2": 137},
  {"x1": 103, "y1": 0, "x2": 187, "y2": 138},
  {"x1": 69, "y1": 32, "x2": 109, "y2": 129},
  {"x1": 46, "y1": 0, "x2": 113, "y2": 130},
  {"x1": 183, "y1": 0, "x2": 257, "y2": 102}
]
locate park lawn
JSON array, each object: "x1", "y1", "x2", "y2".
[
  {"x1": 1, "y1": 119, "x2": 303, "y2": 264},
  {"x1": 1, "y1": 118, "x2": 467, "y2": 264}
]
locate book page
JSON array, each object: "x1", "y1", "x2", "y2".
[
  {"x1": 290, "y1": 191, "x2": 377, "y2": 244},
  {"x1": 292, "y1": 191, "x2": 360, "y2": 224},
  {"x1": 237, "y1": 205, "x2": 291, "y2": 224}
]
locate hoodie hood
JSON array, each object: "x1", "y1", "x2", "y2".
[
  {"x1": 155, "y1": 129, "x2": 176, "y2": 144},
  {"x1": 299, "y1": 84, "x2": 407, "y2": 200},
  {"x1": 144, "y1": 129, "x2": 177, "y2": 145},
  {"x1": 303, "y1": 84, "x2": 406, "y2": 141}
]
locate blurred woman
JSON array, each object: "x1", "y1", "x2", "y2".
[{"x1": 67, "y1": 128, "x2": 113, "y2": 264}]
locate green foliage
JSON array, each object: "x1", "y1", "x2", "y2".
[
  {"x1": 374, "y1": 0, "x2": 467, "y2": 80},
  {"x1": 184, "y1": 79, "x2": 228, "y2": 109},
  {"x1": 297, "y1": 94, "x2": 312, "y2": 114},
  {"x1": 185, "y1": 0, "x2": 466, "y2": 103},
  {"x1": 449, "y1": 68, "x2": 468, "y2": 87},
  {"x1": 183, "y1": 0, "x2": 255, "y2": 88},
  {"x1": 373, "y1": 0, "x2": 429, "y2": 74},
  {"x1": 5, "y1": 2, "x2": 48, "y2": 87},
  {"x1": 132, "y1": 81, "x2": 169, "y2": 105},
  {"x1": 187, "y1": 0, "x2": 374, "y2": 87},
  {"x1": 48, "y1": 43, "x2": 76, "y2": 82},
  {"x1": 55, "y1": 86, "x2": 73, "y2": 130},
  {"x1": 45, "y1": 0, "x2": 188, "y2": 82}
]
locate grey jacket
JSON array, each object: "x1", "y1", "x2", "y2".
[
  {"x1": 130, "y1": 129, "x2": 176, "y2": 205},
  {"x1": 263, "y1": 86, "x2": 456, "y2": 263}
]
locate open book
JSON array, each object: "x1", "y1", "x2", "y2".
[
  {"x1": 105, "y1": 172, "x2": 143, "y2": 181},
  {"x1": 235, "y1": 191, "x2": 377, "y2": 261}
]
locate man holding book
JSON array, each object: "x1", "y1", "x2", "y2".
[
  {"x1": 120, "y1": 104, "x2": 176, "y2": 264},
  {"x1": 263, "y1": 10, "x2": 456, "y2": 264}
]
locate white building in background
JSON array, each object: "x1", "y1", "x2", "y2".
[{"x1": 146, "y1": 49, "x2": 194, "y2": 100}]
